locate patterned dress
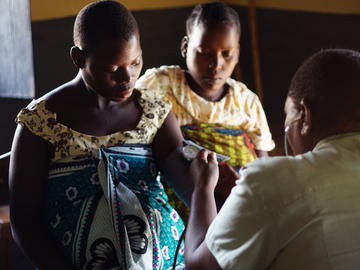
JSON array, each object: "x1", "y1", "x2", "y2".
[
  {"x1": 16, "y1": 90, "x2": 185, "y2": 270},
  {"x1": 136, "y1": 66, "x2": 275, "y2": 217}
]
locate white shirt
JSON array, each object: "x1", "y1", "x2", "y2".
[{"x1": 205, "y1": 132, "x2": 360, "y2": 270}]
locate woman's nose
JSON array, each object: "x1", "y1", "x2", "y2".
[
  {"x1": 208, "y1": 54, "x2": 223, "y2": 70},
  {"x1": 113, "y1": 68, "x2": 131, "y2": 84}
]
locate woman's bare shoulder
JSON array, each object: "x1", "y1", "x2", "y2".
[{"x1": 43, "y1": 79, "x2": 82, "y2": 113}]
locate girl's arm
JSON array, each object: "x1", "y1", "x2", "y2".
[
  {"x1": 10, "y1": 125, "x2": 72, "y2": 270},
  {"x1": 152, "y1": 112, "x2": 239, "y2": 207},
  {"x1": 151, "y1": 111, "x2": 183, "y2": 168},
  {"x1": 152, "y1": 112, "x2": 196, "y2": 205}
]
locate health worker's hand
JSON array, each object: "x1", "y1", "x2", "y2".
[{"x1": 189, "y1": 150, "x2": 219, "y2": 192}]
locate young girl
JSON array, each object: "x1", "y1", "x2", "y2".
[
  {"x1": 10, "y1": 1, "x2": 185, "y2": 269},
  {"x1": 136, "y1": 2, "x2": 275, "y2": 169}
]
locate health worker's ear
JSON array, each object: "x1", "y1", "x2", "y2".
[
  {"x1": 299, "y1": 98, "x2": 312, "y2": 136},
  {"x1": 180, "y1": 36, "x2": 189, "y2": 58},
  {"x1": 70, "y1": 46, "x2": 86, "y2": 69},
  {"x1": 235, "y1": 44, "x2": 240, "y2": 64}
]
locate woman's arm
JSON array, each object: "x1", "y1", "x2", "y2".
[
  {"x1": 152, "y1": 112, "x2": 239, "y2": 207},
  {"x1": 10, "y1": 125, "x2": 72, "y2": 270},
  {"x1": 152, "y1": 112, "x2": 196, "y2": 205},
  {"x1": 152, "y1": 111, "x2": 183, "y2": 168}
]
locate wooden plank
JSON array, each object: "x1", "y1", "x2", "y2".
[
  {"x1": 248, "y1": 0, "x2": 264, "y2": 103},
  {"x1": 0, "y1": 152, "x2": 10, "y2": 205},
  {"x1": 0, "y1": 206, "x2": 10, "y2": 232},
  {"x1": 0, "y1": 205, "x2": 11, "y2": 270}
]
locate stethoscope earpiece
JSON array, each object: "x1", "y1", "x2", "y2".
[{"x1": 283, "y1": 117, "x2": 301, "y2": 156}]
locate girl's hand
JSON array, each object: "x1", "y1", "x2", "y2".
[
  {"x1": 217, "y1": 162, "x2": 239, "y2": 192},
  {"x1": 189, "y1": 150, "x2": 219, "y2": 192},
  {"x1": 215, "y1": 163, "x2": 240, "y2": 208}
]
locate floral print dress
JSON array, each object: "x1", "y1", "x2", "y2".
[{"x1": 16, "y1": 90, "x2": 185, "y2": 270}]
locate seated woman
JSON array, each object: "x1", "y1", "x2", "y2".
[{"x1": 9, "y1": 1, "x2": 185, "y2": 269}]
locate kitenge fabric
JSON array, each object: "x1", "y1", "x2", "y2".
[
  {"x1": 181, "y1": 123, "x2": 257, "y2": 167},
  {"x1": 136, "y1": 65, "x2": 275, "y2": 152},
  {"x1": 44, "y1": 145, "x2": 185, "y2": 270},
  {"x1": 166, "y1": 123, "x2": 257, "y2": 221},
  {"x1": 16, "y1": 90, "x2": 171, "y2": 162},
  {"x1": 16, "y1": 90, "x2": 185, "y2": 269}
]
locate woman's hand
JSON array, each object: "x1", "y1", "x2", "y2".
[
  {"x1": 215, "y1": 163, "x2": 240, "y2": 208},
  {"x1": 189, "y1": 150, "x2": 219, "y2": 192}
]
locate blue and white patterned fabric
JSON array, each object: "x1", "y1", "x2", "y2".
[{"x1": 44, "y1": 145, "x2": 185, "y2": 270}]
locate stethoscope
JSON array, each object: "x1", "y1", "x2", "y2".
[
  {"x1": 284, "y1": 117, "x2": 302, "y2": 156},
  {"x1": 284, "y1": 125, "x2": 291, "y2": 156}
]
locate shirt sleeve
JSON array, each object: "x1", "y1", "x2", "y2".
[
  {"x1": 246, "y1": 94, "x2": 275, "y2": 152},
  {"x1": 136, "y1": 67, "x2": 170, "y2": 99},
  {"x1": 205, "y1": 168, "x2": 276, "y2": 270},
  {"x1": 139, "y1": 88, "x2": 172, "y2": 130},
  {"x1": 15, "y1": 99, "x2": 57, "y2": 145}
]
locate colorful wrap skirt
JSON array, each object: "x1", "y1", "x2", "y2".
[
  {"x1": 44, "y1": 145, "x2": 185, "y2": 270},
  {"x1": 181, "y1": 123, "x2": 257, "y2": 168},
  {"x1": 166, "y1": 123, "x2": 258, "y2": 219}
]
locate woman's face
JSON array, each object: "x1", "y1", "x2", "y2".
[
  {"x1": 184, "y1": 21, "x2": 240, "y2": 98},
  {"x1": 81, "y1": 34, "x2": 143, "y2": 102}
]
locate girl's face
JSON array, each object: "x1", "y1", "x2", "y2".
[
  {"x1": 81, "y1": 34, "x2": 143, "y2": 102},
  {"x1": 183, "y1": 21, "x2": 239, "y2": 97}
]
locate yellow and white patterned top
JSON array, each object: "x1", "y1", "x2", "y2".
[
  {"x1": 16, "y1": 90, "x2": 171, "y2": 161},
  {"x1": 136, "y1": 65, "x2": 275, "y2": 152}
]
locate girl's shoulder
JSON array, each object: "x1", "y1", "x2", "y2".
[
  {"x1": 226, "y1": 78, "x2": 261, "y2": 102},
  {"x1": 15, "y1": 83, "x2": 86, "y2": 154},
  {"x1": 16, "y1": 91, "x2": 56, "y2": 125},
  {"x1": 16, "y1": 96, "x2": 57, "y2": 144},
  {"x1": 136, "y1": 88, "x2": 172, "y2": 116},
  {"x1": 16, "y1": 83, "x2": 77, "y2": 130},
  {"x1": 136, "y1": 65, "x2": 185, "y2": 89},
  {"x1": 142, "y1": 65, "x2": 183, "y2": 78}
]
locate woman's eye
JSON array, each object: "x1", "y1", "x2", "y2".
[
  {"x1": 222, "y1": 51, "x2": 232, "y2": 58},
  {"x1": 131, "y1": 58, "x2": 142, "y2": 67}
]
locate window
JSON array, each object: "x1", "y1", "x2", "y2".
[{"x1": 0, "y1": 0, "x2": 34, "y2": 98}]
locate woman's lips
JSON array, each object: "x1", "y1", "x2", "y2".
[
  {"x1": 203, "y1": 77, "x2": 222, "y2": 84},
  {"x1": 108, "y1": 87, "x2": 133, "y2": 101}
]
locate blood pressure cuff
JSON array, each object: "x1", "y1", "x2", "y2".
[{"x1": 162, "y1": 146, "x2": 193, "y2": 207}]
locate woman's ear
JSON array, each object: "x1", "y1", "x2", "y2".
[
  {"x1": 70, "y1": 46, "x2": 85, "y2": 69},
  {"x1": 180, "y1": 36, "x2": 189, "y2": 58},
  {"x1": 300, "y1": 98, "x2": 312, "y2": 136}
]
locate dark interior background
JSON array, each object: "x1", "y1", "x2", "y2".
[
  {"x1": 1, "y1": 4, "x2": 360, "y2": 268},
  {"x1": 1, "y1": 5, "x2": 360, "y2": 155}
]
